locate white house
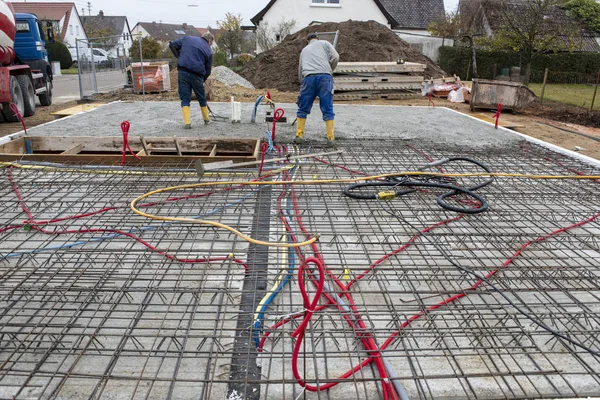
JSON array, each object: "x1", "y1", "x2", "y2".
[
  {"x1": 251, "y1": 0, "x2": 448, "y2": 60},
  {"x1": 81, "y1": 12, "x2": 133, "y2": 57},
  {"x1": 11, "y1": 2, "x2": 87, "y2": 48}
]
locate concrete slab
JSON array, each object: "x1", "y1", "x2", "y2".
[{"x1": 26, "y1": 102, "x2": 523, "y2": 150}]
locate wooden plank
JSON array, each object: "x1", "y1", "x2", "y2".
[
  {"x1": 140, "y1": 136, "x2": 149, "y2": 155},
  {"x1": 136, "y1": 149, "x2": 147, "y2": 157},
  {"x1": 60, "y1": 144, "x2": 83, "y2": 155},
  {"x1": 0, "y1": 138, "x2": 26, "y2": 154},
  {"x1": 173, "y1": 137, "x2": 182, "y2": 156},
  {"x1": 0, "y1": 154, "x2": 259, "y2": 166},
  {"x1": 218, "y1": 150, "x2": 343, "y2": 169},
  {"x1": 253, "y1": 140, "x2": 260, "y2": 160},
  {"x1": 209, "y1": 145, "x2": 217, "y2": 157},
  {"x1": 51, "y1": 103, "x2": 106, "y2": 118}
]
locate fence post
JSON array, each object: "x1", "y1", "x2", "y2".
[
  {"x1": 591, "y1": 69, "x2": 600, "y2": 112},
  {"x1": 540, "y1": 68, "x2": 549, "y2": 106},
  {"x1": 90, "y1": 41, "x2": 98, "y2": 95},
  {"x1": 76, "y1": 39, "x2": 84, "y2": 101},
  {"x1": 139, "y1": 33, "x2": 146, "y2": 102}
]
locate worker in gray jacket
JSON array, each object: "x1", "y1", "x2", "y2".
[{"x1": 295, "y1": 33, "x2": 339, "y2": 146}]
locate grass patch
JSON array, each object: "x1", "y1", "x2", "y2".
[
  {"x1": 61, "y1": 68, "x2": 79, "y2": 75},
  {"x1": 529, "y1": 83, "x2": 600, "y2": 111}
]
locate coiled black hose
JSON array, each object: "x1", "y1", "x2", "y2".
[{"x1": 343, "y1": 157, "x2": 494, "y2": 214}]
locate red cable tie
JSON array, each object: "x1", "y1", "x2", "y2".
[
  {"x1": 121, "y1": 121, "x2": 141, "y2": 166},
  {"x1": 271, "y1": 108, "x2": 285, "y2": 143},
  {"x1": 492, "y1": 103, "x2": 502, "y2": 129}
]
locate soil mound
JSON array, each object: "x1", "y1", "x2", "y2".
[{"x1": 240, "y1": 20, "x2": 447, "y2": 92}]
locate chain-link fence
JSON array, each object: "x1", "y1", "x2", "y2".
[{"x1": 76, "y1": 36, "x2": 131, "y2": 100}]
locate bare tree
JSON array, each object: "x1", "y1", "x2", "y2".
[{"x1": 256, "y1": 19, "x2": 296, "y2": 52}]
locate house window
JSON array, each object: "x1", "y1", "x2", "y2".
[
  {"x1": 76, "y1": 26, "x2": 79, "y2": 35},
  {"x1": 174, "y1": 29, "x2": 186, "y2": 35},
  {"x1": 275, "y1": 34, "x2": 281, "y2": 42},
  {"x1": 312, "y1": 0, "x2": 340, "y2": 4},
  {"x1": 69, "y1": 25, "x2": 73, "y2": 35}
]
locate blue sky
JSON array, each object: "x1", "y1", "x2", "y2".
[{"x1": 10, "y1": 0, "x2": 460, "y2": 28}]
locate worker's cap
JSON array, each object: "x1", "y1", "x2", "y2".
[{"x1": 307, "y1": 33, "x2": 319, "y2": 41}]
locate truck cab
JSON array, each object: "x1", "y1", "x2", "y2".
[{"x1": 14, "y1": 13, "x2": 49, "y2": 67}]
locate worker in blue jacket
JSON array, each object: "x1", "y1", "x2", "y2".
[{"x1": 169, "y1": 33, "x2": 214, "y2": 129}]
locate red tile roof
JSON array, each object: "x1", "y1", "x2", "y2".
[{"x1": 11, "y1": 2, "x2": 75, "y2": 40}]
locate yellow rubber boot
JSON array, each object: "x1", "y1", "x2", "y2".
[
  {"x1": 326, "y1": 120, "x2": 335, "y2": 147},
  {"x1": 294, "y1": 118, "x2": 306, "y2": 144},
  {"x1": 201, "y1": 106, "x2": 211, "y2": 125},
  {"x1": 182, "y1": 106, "x2": 191, "y2": 129}
]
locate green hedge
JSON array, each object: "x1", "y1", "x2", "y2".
[
  {"x1": 48, "y1": 41, "x2": 73, "y2": 70},
  {"x1": 439, "y1": 46, "x2": 600, "y2": 83}
]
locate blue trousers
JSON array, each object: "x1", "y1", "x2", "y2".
[
  {"x1": 178, "y1": 69, "x2": 207, "y2": 108},
  {"x1": 297, "y1": 74, "x2": 335, "y2": 121}
]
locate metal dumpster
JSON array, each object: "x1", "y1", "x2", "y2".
[{"x1": 470, "y1": 79, "x2": 538, "y2": 113}]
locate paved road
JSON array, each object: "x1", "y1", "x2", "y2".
[
  {"x1": 52, "y1": 74, "x2": 80, "y2": 104},
  {"x1": 52, "y1": 70, "x2": 128, "y2": 104}
]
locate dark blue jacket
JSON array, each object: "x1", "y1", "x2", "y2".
[{"x1": 169, "y1": 36, "x2": 212, "y2": 78}]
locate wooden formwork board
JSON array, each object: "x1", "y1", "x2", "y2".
[
  {"x1": 0, "y1": 136, "x2": 260, "y2": 166},
  {"x1": 334, "y1": 61, "x2": 425, "y2": 74}
]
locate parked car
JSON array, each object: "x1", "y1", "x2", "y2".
[{"x1": 68, "y1": 47, "x2": 112, "y2": 68}]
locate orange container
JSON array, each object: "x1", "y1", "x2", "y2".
[{"x1": 131, "y1": 62, "x2": 171, "y2": 94}]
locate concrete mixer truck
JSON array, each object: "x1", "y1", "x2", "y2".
[{"x1": 0, "y1": 1, "x2": 53, "y2": 122}]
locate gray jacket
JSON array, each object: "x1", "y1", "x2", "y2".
[{"x1": 298, "y1": 40, "x2": 340, "y2": 82}]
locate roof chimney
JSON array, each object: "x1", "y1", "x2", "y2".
[
  {"x1": 183, "y1": 23, "x2": 188, "y2": 28},
  {"x1": 98, "y1": 10, "x2": 104, "y2": 18}
]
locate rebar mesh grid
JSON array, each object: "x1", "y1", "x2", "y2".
[{"x1": 0, "y1": 140, "x2": 599, "y2": 400}]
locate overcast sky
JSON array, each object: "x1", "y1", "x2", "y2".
[{"x1": 10, "y1": 0, "x2": 460, "y2": 28}]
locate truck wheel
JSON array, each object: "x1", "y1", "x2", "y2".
[
  {"x1": 2, "y1": 76, "x2": 25, "y2": 122},
  {"x1": 39, "y1": 79, "x2": 53, "y2": 106},
  {"x1": 17, "y1": 75, "x2": 36, "y2": 117}
]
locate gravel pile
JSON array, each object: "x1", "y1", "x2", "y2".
[{"x1": 212, "y1": 66, "x2": 255, "y2": 89}]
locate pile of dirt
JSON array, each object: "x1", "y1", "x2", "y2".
[{"x1": 240, "y1": 20, "x2": 447, "y2": 92}]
